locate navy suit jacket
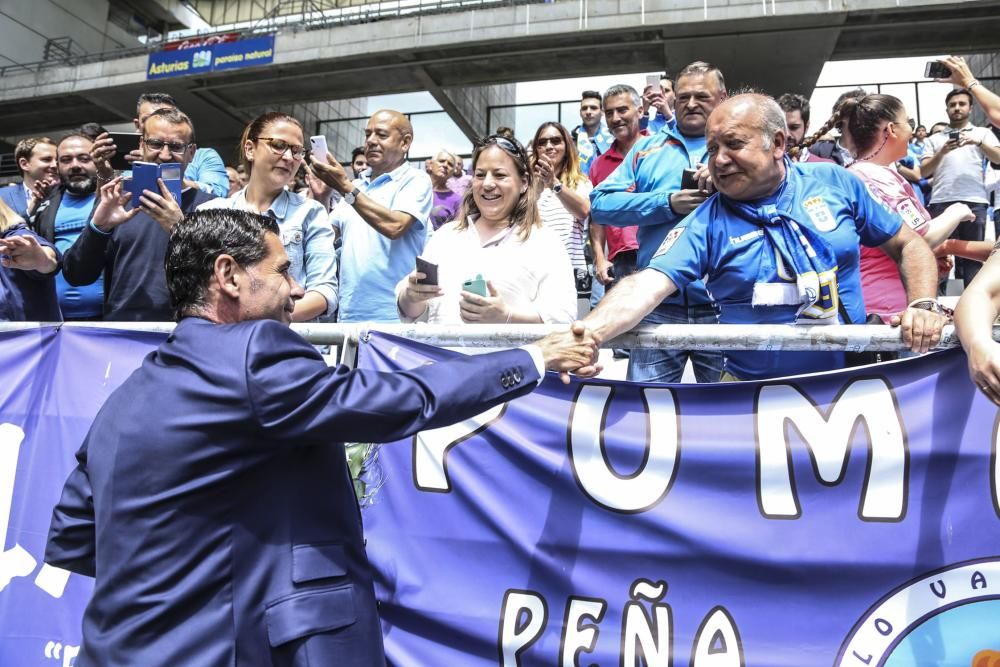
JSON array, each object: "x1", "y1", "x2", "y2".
[
  {"x1": 46, "y1": 317, "x2": 541, "y2": 666},
  {"x1": 0, "y1": 183, "x2": 28, "y2": 219}
]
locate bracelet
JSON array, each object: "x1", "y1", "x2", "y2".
[{"x1": 968, "y1": 80, "x2": 980, "y2": 91}]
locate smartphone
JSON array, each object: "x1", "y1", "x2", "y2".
[
  {"x1": 645, "y1": 73, "x2": 662, "y2": 94},
  {"x1": 462, "y1": 274, "x2": 488, "y2": 297},
  {"x1": 681, "y1": 168, "x2": 699, "y2": 190},
  {"x1": 309, "y1": 135, "x2": 328, "y2": 163},
  {"x1": 924, "y1": 61, "x2": 951, "y2": 79},
  {"x1": 128, "y1": 161, "x2": 182, "y2": 208},
  {"x1": 108, "y1": 132, "x2": 140, "y2": 171},
  {"x1": 415, "y1": 256, "x2": 438, "y2": 286},
  {"x1": 948, "y1": 130, "x2": 961, "y2": 142}
]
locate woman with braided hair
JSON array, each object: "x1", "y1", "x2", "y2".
[
  {"x1": 789, "y1": 88, "x2": 867, "y2": 165},
  {"x1": 841, "y1": 93, "x2": 975, "y2": 322}
]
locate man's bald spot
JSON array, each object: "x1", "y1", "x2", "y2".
[
  {"x1": 709, "y1": 93, "x2": 786, "y2": 142},
  {"x1": 371, "y1": 109, "x2": 413, "y2": 139}
]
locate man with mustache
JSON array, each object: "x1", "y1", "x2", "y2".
[
  {"x1": 590, "y1": 61, "x2": 728, "y2": 384},
  {"x1": 313, "y1": 109, "x2": 433, "y2": 323},
  {"x1": 31, "y1": 133, "x2": 104, "y2": 320}
]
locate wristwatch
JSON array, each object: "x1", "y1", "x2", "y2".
[
  {"x1": 908, "y1": 299, "x2": 950, "y2": 316},
  {"x1": 344, "y1": 187, "x2": 361, "y2": 206},
  {"x1": 552, "y1": 182, "x2": 563, "y2": 194}
]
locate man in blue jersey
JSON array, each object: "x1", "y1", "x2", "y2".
[
  {"x1": 575, "y1": 93, "x2": 948, "y2": 382},
  {"x1": 590, "y1": 61, "x2": 727, "y2": 383}
]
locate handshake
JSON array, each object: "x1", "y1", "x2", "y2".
[{"x1": 535, "y1": 321, "x2": 604, "y2": 384}]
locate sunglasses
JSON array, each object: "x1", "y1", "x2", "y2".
[
  {"x1": 257, "y1": 137, "x2": 306, "y2": 160},
  {"x1": 536, "y1": 136, "x2": 564, "y2": 147},
  {"x1": 479, "y1": 135, "x2": 529, "y2": 164}
]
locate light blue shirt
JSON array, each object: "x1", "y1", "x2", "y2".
[
  {"x1": 185, "y1": 148, "x2": 230, "y2": 198},
  {"x1": 331, "y1": 162, "x2": 432, "y2": 323},
  {"x1": 198, "y1": 188, "x2": 339, "y2": 317}
]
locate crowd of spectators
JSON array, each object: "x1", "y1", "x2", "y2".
[{"x1": 2, "y1": 56, "x2": 1000, "y2": 386}]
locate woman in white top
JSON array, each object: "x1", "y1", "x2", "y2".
[
  {"x1": 529, "y1": 122, "x2": 593, "y2": 276},
  {"x1": 197, "y1": 112, "x2": 338, "y2": 322},
  {"x1": 396, "y1": 134, "x2": 576, "y2": 324}
]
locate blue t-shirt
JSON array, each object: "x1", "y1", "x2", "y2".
[
  {"x1": 647, "y1": 161, "x2": 901, "y2": 381},
  {"x1": 53, "y1": 192, "x2": 103, "y2": 318}
]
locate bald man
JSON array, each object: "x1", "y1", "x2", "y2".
[
  {"x1": 312, "y1": 109, "x2": 433, "y2": 322},
  {"x1": 572, "y1": 93, "x2": 946, "y2": 381}
]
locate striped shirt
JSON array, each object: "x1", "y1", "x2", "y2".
[{"x1": 537, "y1": 179, "x2": 593, "y2": 270}]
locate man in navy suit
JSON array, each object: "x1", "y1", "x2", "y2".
[
  {"x1": 0, "y1": 137, "x2": 57, "y2": 218},
  {"x1": 45, "y1": 208, "x2": 599, "y2": 666}
]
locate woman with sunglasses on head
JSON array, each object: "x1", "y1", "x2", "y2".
[
  {"x1": 396, "y1": 133, "x2": 576, "y2": 324},
  {"x1": 839, "y1": 94, "x2": 975, "y2": 324},
  {"x1": 530, "y1": 122, "x2": 593, "y2": 290},
  {"x1": 197, "y1": 112, "x2": 338, "y2": 322}
]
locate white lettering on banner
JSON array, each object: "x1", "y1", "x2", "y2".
[
  {"x1": 0, "y1": 423, "x2": 72, "y2": 596},
  {"x1": 43, "y1": 640, "x2": 79, "y2": 666},
  {"x1": 568, "y1": 386, "x2": 679, "y2": 513},
  {"x1": 412, "y1": 405, "x2": 506, "y2": 491},
  {"x1": 499, "y1": 581, "x2": 743, "y2": 666},
  {"x1": 691, "y1": 607, "x2": 744, "y2": 667},
  {"x1": 622, "y1": 579, "x2": 672, "y2": 666},
  {"x1": 499, "y1": 589, "x2": 547, "y2": 667},
  {"x1": 559, "y1": 597, "x2": 606, "y2": 667},
  {"x1": 755, "y1": 379, "x2": 907, "y2": 521}
]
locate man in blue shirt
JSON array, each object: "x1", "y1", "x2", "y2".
[
  {"x1": 591, "y1": 61, "x2": 728, "y2": 384},
  {"x1": 313, "y1": 109, "x2": 433, "y2": 323},
  {"x1": 31, "y1": 134, "x2": 103, "y2": 320},
  {"x1": 574, "y1": 94, "x2": 948, "y2": 382}
]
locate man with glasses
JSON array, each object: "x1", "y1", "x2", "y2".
[
  {"x1": 61, "y1": 108, "x2": 216, "y2": 321},
  {"x1": 312, "y1": 109, "x2": 433, "y2": 323},
  {"x1": 90, "y1": 92, "x2": 229, "y2": 198}
]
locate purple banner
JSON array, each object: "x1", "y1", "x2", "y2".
[{"x1": 1, "y1": 327, "x2": 998, "y2": 665}]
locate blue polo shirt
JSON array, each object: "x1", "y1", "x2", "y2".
[
  {"x1": 647, "y1": 161, "x2": 901, "y2": 381},
  {"x1": 53, "y1": 192, "x2": 102, "y2": 319},
  {"x1": 331, "y1": 162, "x2": 432, "y2": 322}
]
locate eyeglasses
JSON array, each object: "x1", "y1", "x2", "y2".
[
  {"x1": 536, "y1": 136, "x2": 564, "y2": 147},
  {"x1": 257, "y1": 137, "x2": 306, "y2": 160},
  {"x1": 143, "y1": 138, "x2": 192, "y2": 155},
  {"x1": 480, "y1": 135, "x2": 528, "y2": 164}
]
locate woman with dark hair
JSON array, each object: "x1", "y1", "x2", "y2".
[
  {"x1": 530, "y1": 122, "x2": 593, "y2": 284},
  {"x1": 396, "y1": 134, "x2": 576, "y2": 324},
  {"x1": 0, "y1": 198, "x2": 61, "y2": 321},
  {"x1": 841, "y1": 94, "x2": 974, "y2": 321},
  {"x1": 197, "y1": 112, "x2": 338, "y2": 322}
]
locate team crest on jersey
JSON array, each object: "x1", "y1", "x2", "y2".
[
  {"x1": 803, "y1": 197, "x2": 836, "y2": 232},
  {"x1": 653, "y1": 227, "x2": 686, "y2": 258}
]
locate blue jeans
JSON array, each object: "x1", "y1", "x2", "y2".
[{"x1": 626, "y1": 302, "x2": 723, "y2": 384}]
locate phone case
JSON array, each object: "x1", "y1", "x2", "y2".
[{"x1": 462, "y1": 274, "x2": 488, "y2": 297}]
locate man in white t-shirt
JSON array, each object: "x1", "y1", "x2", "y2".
[{"x1": 921, "y1": 88, "x2": 1000, "y2": 286}]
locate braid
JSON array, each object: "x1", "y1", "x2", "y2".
[{"x1": 789, "y1": 108, "x2": 841, "y2": 160}]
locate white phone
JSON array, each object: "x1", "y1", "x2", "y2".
[
  {"x1": 309, "y1": 135, "x2": 328, "y2": 163},
  {"x1": 645, "y1": 74, "x2": 662, "y2": 94}
]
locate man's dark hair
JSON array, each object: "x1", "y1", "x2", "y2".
[
  {"x1": 581, "y1": 90, "x2": 602, "y2": 102},
  {"x1": 351, "y1": 146, "x2": 365, "y2": 161},
  {"x1": 58, "y1": 132, "x2": 93, "y2": 148},
  {"x1": 166, "y1": 209, "x2": 280, "y2": 320},
  {"x1": 14, "y1": 137, "x2": 55, "y2": 174},
  {"x1": 136, "y1": 92, "x2": 178, "y2": 115},
  {"x1": 144, "y1": 107, "x2": 196, "y2": 143},
  {"x1": 945, "y1": 88, "x2": 974, "y2": 107},
  {"x1": 776, "y1": 93, "x2": 811, "y2": 125},
  {"x1": 78, "y1": 123, "x2": 107, "y2": 142}
]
